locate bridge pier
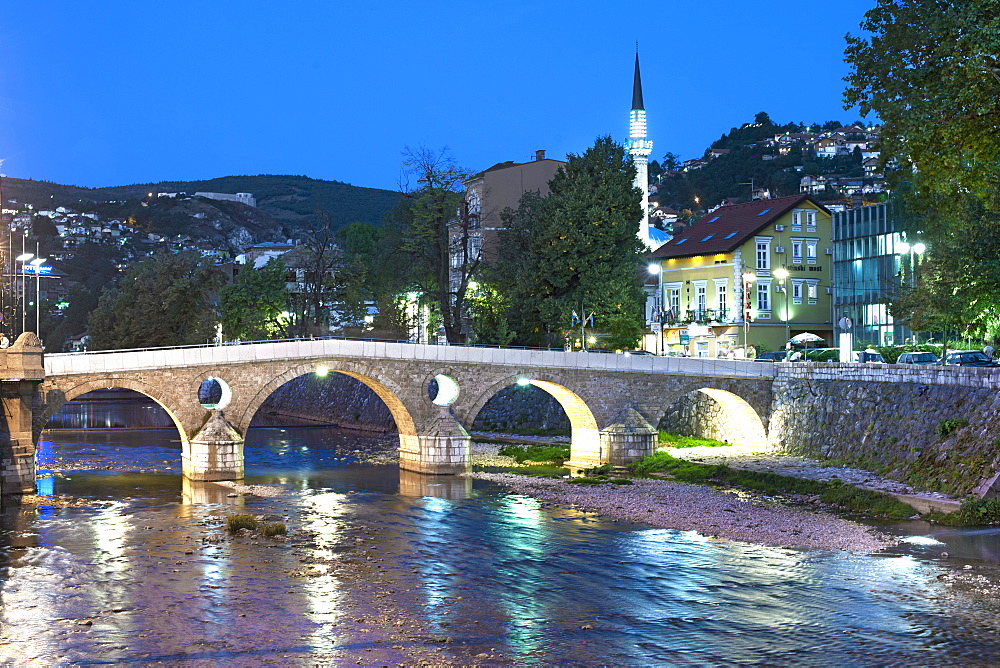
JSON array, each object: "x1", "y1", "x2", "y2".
[
  {"x1": 601, "y1": 408, "x2": 658, "y2": 467},
  {"x1": 399, "y1": 407, "x2": 471, "y2": 475},
  {"x1": 183, "y1": 410, "x2": 245, "y2": 481},
  {"x1": 0, "y1": 335, "x2": 46, "y2": 498},
  {"x1": 566, "y1": 408, "x2": 657, "y2": 471}
]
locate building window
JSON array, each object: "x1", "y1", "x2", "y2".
[
  {"x1": 666, "y1": 284, "x2": 681, "y2": 319},
  {"x1": 792, "y1": 211, "x2": 801, "y2": 226},
  {"x1": 756, "y1": 240, "x2": 770, "y2": 270},
  {"x1": 695, "y1": 281, "x2": 707, "y2": 315},
  {"x1": 807, "y1": 280, "x2": 819, "y2": 304},
  {"x1": 806, "y1": 239, "x2": 818, "y2": 263},
  {"x1": 792, "y1": 280, "x2": 803, "y2": 304},
  {"x1": 791, "y1": 239, "x2": 803, "y2": 263},
  {"x1": 806, "y1": 210, "x2": 817, "y2": 229},
  {"x1": 756, "y1": 281, "x2": 771, "y2": 312},
  {"x1": 715, "y1": 280, "x2": 728, "y2": 317}
]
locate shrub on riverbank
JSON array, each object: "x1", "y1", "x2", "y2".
[
  {"x1": 261, "y1": 523, "x2": 287, "y2": 537},
  {"x1": 925, "y1": 497, "x2": 1000, "y2": 526},
  {"x1": 227, "y1": 514, "x2": 259, "y2": 532},
  {"x1": 628, "y1": 452, "x2": 916, "y2": 519},
  {"x1": 498, "y1": 444, "x2": 570, "y2": 465}
]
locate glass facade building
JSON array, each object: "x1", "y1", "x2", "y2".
[{"x1": 832, "y1": 203, "x2": 913, "y2": 347}]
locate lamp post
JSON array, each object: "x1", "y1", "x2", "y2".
[
  {"x1": 648, "y1": 263, "x2": 662, "y2": 355},
  {"x1": 30, "y1": 256, "x2": 46, "y2": 337},
  {"x1": 742, "y1": 270, "x2": 756, "y2": 354},
  {"x1": 896, "y1": 240, "x2": 926, "y2": 348},
  {"x1": 773, "y1": 267, "x2": 791, "y2": 358},
  {"x1": 15, "y1": 252, "x2": 32, "y2": 336}
]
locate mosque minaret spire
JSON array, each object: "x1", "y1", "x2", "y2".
[{"x1": 628, "y1": 49, "x2": 654, "y2": 249}]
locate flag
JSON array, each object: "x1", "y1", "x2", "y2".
[
  {"x1": 571, "y1": 310, "x2": 579, "y2": 325},
  {"x1": 587, "y1": 313, "x2": 595, "y2": 327}
]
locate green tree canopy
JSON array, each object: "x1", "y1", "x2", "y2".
[
  {"x1": 845, "y1": 0, "x2": 1000, "y2": 340},
  {"x1": 396, "y1": 147, "x2": 473, "y2": 343},
  {"x1": 844, "y1": 0, "x2": 1000, "y2": 205},
  {"x1": 220, "y1": 257, "x2": 290, "y2": 341},
  {"x1": 88, "y1": 250, "x2": 226, "y2": 350},
  {"x1": 491, "y1": 136, "x2": 646, "y2": 347}
]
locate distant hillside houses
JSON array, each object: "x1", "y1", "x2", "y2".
[{"x1": 156, "y1": 191, "x2": 257, "y2": 207}]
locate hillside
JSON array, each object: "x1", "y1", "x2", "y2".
[
  {"x1": 1, "y1": 174, "x2": 401, "y2": 232},
  {"x1": 650, "y1": 113, "x2": 883, "y2": 221}
]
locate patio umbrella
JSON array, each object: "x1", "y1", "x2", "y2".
[{"x1": 789, "y1": 332, "x2": 825, "y2": 344}]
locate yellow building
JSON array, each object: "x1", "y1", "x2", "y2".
[{"x1": 646, "y1": 195, "x2": 834, "y2": 357}]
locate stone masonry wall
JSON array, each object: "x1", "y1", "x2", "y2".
[
  {"x1": 659, "y1": 390, "x2": 766, "y2": 446},
  {"x1": 770, "y1": 363, "x2": 1000, "y2": 497},
  {"x1": 470, "y1": 385, "x2": 570, "y2": 434},
  {"x1": 254, "y1": 373, "x2": 395, "y2": 432}
]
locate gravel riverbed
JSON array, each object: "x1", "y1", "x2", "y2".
[
  {"x1": 467, "y1": 471, "x2": 896, "y2": 552},
  {"x1": 465, "y1": 437, "x2": 945, "y2": 553}
]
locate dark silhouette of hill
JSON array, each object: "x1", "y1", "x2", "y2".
[{"x1": 1, "y1": 174, "x2": 401, "y2": 230}]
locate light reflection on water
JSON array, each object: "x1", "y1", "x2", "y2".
[{"x1": 2, "y1": 419, "x2": 1000, "y2": 663}]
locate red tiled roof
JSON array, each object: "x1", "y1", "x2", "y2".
[{"x1": 649, "y1": 195, "x2": 828, "y2": 259}]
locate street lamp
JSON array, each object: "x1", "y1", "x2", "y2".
[
  {"x1": 29, "y1": 256, "x2": 46, "y2": 337},
  {"x1": 742, "y1": 271, "x2": 756, "y2": 354},
  {"x1": 896, "y1": 239, "x2": 926, "y2": 348},
  {"x1": 773, "y1": 267, "x2": 791, "y2": 357},
  {"x1": 15, "y1": 252, "x2": 32, "y2": 336},
  {"x1": 648, "y1": 263, "x2": 662, "y2": 355}
]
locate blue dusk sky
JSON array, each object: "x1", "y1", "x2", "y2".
[{"x1": 0, "y1": 0, "x2": 877, "y2": 193}]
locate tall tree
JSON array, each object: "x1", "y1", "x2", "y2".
[
  {"x1": 844, "y1": 0, "x2": 1000, "y2": 206},
  {"x1": 844, "y1": 0, "x2": 1000, "y2": 337},
  {"x1": 398, "y1": 147, "x2": 474, "y2": 343},
  {"x1": 88, "y1": 250, "x2": 226, "y2": 350},
  {"x1": 219, "y1": 257, "x2": 290, "y2": 341},
  {"x1": 493, "y1": 136, "x2": 646, "y2": 347}
]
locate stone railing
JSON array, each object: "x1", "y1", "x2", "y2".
[
  {"x1": 775, "y1": 361, "x2": 1000, "y2": 389},
  {"x1": 45, "y1": 339, "x2": 775, "y2": 380}
]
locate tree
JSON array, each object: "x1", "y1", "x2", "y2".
[
  {"x1": 397, "y1": 147, "x2": 473, "y2": 343},
  {"x1": 844, "y1": 0, "x2": 1000, "y2": 206},
  {"x1": 88, "y1": 250, "x2": 226, "y2": 350},
  {"x1": 845, "y1": 0, "x2": 1000, "y2": 338},
  {"x1": 492, "y1": 136, "x2": 646, "y2": 347},
  {"x1": 336, "y1": 221, "x2": 410, "y2": 338},
  {"x1": 219, "y1": 258, "x2": 290, "y2": 341}
]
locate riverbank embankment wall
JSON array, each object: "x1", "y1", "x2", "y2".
[{"x1": 769, "y1": 363, "x2": 1000, "y2": 498}]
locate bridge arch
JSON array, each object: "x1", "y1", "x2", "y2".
[
  {"x1": 235, "y1": 362, "x2": 420, "y2": 453},
  {"x1": 39, "y1": 378, "x2": 190, "y2": 444},
  {"x1": 657, "y1": 386, "x2": 767, "y2": 448},
  {"x1": 463, "y1": 374, "x2": 600, "y2": 465}
]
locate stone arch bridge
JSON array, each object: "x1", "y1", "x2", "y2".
[{"x1": 0, "y1": 338, "x2": 776, "y2": 494}]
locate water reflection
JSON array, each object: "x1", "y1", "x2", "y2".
[
  {"x1": 398, "y1": 469, "x2": 472, "y2": 500},
  {"x1": 6, "y1": 410, "x2": 1000, "y2": 662}
]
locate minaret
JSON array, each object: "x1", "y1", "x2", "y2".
[{"x1": 629, "y1": 51, "x2": 654, "y2": 249}]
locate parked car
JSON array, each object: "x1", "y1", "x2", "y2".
[
  {"x1": 945, "y1": 350, "x2": 1000, "y2": 367},
  {"x1": 802, "y1": 347, "x2": 840, "y2": 362},
  {"x1": 754, "y1": 351, "x2": 791, "y2": 362},
  {"x1": 897, "y1": 351, "x2": 941, "y2": 365},
  {"x1": 623, "y1": 350, "x2": 654, "y2": 356},
  {"x1": 854, "y1": 350, "x2": 886, "y2": 364}
]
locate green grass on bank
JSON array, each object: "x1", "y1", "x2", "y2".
[
  {"x1": 498, "y1": 444, "x2": 571, "y2": 466},
  {"x1": 658, "y1": 432, "x2": 731, "y2": 448},
  {"x1": 925, "y1": 497, "x2": 1000, "y2": 526},
  {"x1": 627, "y1": 452, "x2": 917, "y2": 519}
]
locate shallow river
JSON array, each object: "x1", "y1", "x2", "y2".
[{"x1": 4, "y1": 398, "x2": 1000, "y2": 664}]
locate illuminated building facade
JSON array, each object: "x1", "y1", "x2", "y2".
[{"x1": 647, "y1": 195, "x2": 834, "y2": 357}]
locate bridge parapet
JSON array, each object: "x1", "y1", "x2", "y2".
[{"x1": 45, "y1": 339, "x2": 776, "y2": 380}]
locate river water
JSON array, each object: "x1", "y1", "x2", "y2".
[{"x1": 4, "y1": 395, "x2": 1000, "y2": 665}]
